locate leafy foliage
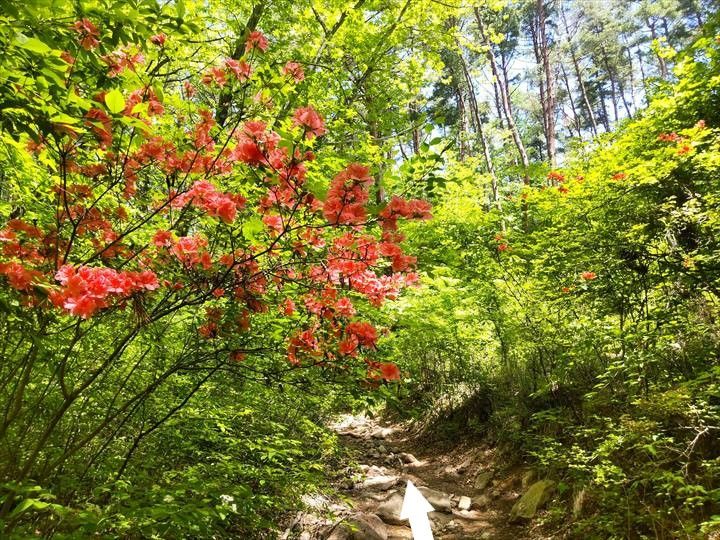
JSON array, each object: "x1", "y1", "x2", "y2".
[{"x1": 384, "y1": 20, "x2": 720, "y2": 538}]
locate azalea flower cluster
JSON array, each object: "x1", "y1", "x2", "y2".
[
  {"x1": 0, "y1": 219, "x2": 44, "y2": 264},
  {"x1": 323, "y1": 164, "x2": 374, "y2": 224},
  {"x1": 101, "y1": 45, "x2": 145, "y2": 77},
  {"x1": 378, "y1": 196, "x2": 432, "y2": 231},
  {"x1": 547, "y1": 170, "x2": 565, "y2": 183},
  {"x1": 0, "y1": 26, "x2": 430, "y2": 383},
  {"x1": 0, "y1": 262, "x2": 42, "y2": 292},
  {"x1": 658, "y1": 131, "x2": 692, "y2": 155},
  {"x1": 49, "y1": 265, "x2": 159, "y2": 318},
  {"x1": 171, "y1": 180, "x2": 246, "y2": 224},
  {"x1": 72, "y1": 18, "x2": 100, "y2": 50},
  {"x1": 282, "y1": 61, "x2": 305, "y2": 82},
  {"x1": 164, "y1": 234, "x2": 213, "y2": 270},
  {"x1": 293, "y1": 106, "x2": 327, "y2": 139},
  {"x1": 201, "y1": 30, "x2": 267, "y2": 87}
]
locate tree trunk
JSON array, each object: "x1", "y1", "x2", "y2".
[
  {"x1": 560, "y1": 63, "x2": 581, "y2": 138},
  {"x1": 474, "y1": 8, "x2": 530, "y2": 178},
  {"x1": 617, "y1": 76, "x2": 633, "y2": 119},
  {"x1": 601, "y1": 48, "x2": 619, "y2": 123},
  {"x1": 623, "y1": 41, "x2": 637, "y2": 109},
  {"x1": 492, "y1": 80, "x2": 505, "y2": 129},
  {"x1": 409, "y1": 101, "x2": 421, "y2": 155},
  {"x1": 459, "y1": 50, "x2": 500, "y2": 208},
  {"x1": 560, "y1": 4, "x2": 598, "y2": 136},
  {"x1": 636, "y1": 46, "x2": 648, "y2": 101},
  {"x1": 536, "y1": 0, "x2": 556, "y2": 166},
  {"x1": 530, "y1": 19, "x2": 548, "y2": 147},
  {"x1": 646, "y1": 19, "x2": 668, "y2": 78},
  {"x1": 598, "y1": 84, "x2": 611, "y2": 132},
  {"x1": 456, "y1": 87, "x2": 468, "y2": 161}
]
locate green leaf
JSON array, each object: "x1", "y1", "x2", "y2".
[
  {"x1": 105, "y1": 89, "x2": 125, "y2": 114},
  {"x1": 242, "y1": 217, "x2": 265, "y2": 243},
  {"x1": 50, "y1": 113, "x2": 79, "y2": 125},
  {"x1": 13, "y1": 34, "x2": 52, "y2": 55}
]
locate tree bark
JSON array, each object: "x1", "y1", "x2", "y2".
[
  {"x1": 646, "y1": 18, "x2": 668, "y2": 78},
  {"x1": 459, "y1": 50, "x2": 500, "y2": 207},
  {"x1": 474, "y1": 8, "x2": 530, "y2": 178},
  {"x1": 560, "y1": 4, "x2": 598, "y2": 135},
  {"x1": 560, "y1": 62, "x2": 581, "y2": 137},
  {"x1": 535, "y1": 0, "x2": 557, "y2": 166}
]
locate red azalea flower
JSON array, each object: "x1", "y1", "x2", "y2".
[
  {"x1": 282, "y1": 61, "x2": 305, "y2": 82},
  {"x1": 245, "y1": 30, "x2": 268, "y2": 53},
  {"x1": 152, "y1": 229, "x2": 174, "y2": 248},
  {"x1": 73, "y1": 18, "x2": 100, "y2": 50},
  {"x1": 225, "y1": 58, "x2": 252, "y2": 81},
  {"x1": 379, "y1": 362, "x2": 401, "y2": 381},
  {"x1": 293, "y1": 106, "x2": 326, "y2": 139},
  {"x1": 149, "y1": 33, "x2": 167, "y2": 46}
]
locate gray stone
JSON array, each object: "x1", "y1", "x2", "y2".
[
  {"x1": 474, "y1": 471, "x2": 494, "y2": 490},
  {"x1": 326, "y1": 525, "x2": 351, "y2": 540},
  {"x1": 398, "y1": 452, "x2": 419, "y2": 464},
  {"x1": 344, "y1": 513, "x2": 388, "y2": 540},
  {"x1": 376, "y1": 492, "x2": 405, "y2": 525},
  {"x1": 387, "y1": 526, "x2": 413, "y2": 540},
  {"x1": 457, "y1": 496, "x2": 472, "y2": 511},
  {"x1": 418, "y1": 486, "x2": 452, "y2": 513},
  {"x1": 360, "y1": 475, "x2": 398, "y2": 491},
  {"x1": 370, "y1": 489, "x2": 397, "y2": 501},
  {"x1": 455, "y1": 457, "x2": 473, "y2": 474},
  {"x1": 327, "y1": 513, "x2": 390, "y2": 540},
  {"x1": 454, "y1": 509, "x2": 486, "y2": 521},
  {"x1": 372, "y1": 427, "x2": 393, "y2": 439},
  {"x1": 510, "y1": 480, "x2": 555, "y2": 521},
  {"x1": 339, "y1": 478, "x2": 354, "y2": 490},
  {"x1": 429, "y1": 510, "x2": 454, "y2": 526},
  {"x1": 473, "y1": 494, "x2": 491, "y2": 509},
  {"x1": 404, "y1": 460, "x2": 426, "y2": 471}
]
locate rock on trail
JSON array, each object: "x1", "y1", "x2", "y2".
[{"x1": 284, "y1": 413, "x2": 549, "y2": 539}]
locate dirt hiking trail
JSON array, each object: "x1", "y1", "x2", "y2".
[{"x1": 282, "y1": 414, "x2": 557, "y2": 540}]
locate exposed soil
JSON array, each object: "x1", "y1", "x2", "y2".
[{"x1": 281, "y1": 414, "x2": 559, "y2": 539}]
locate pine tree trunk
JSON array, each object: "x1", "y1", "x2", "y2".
[
  {"x1": 536, "y1": 0, "x2": 556, "y2": 166},
  {"x1": 474, "y1": 8, "x2": 529, "y2": 177},
  {"x1": 560, "y1": 63, "x2": 581, "y2": 138},
  {"x1": 456, "y1": 88, "x2": 468, "y2": 161},
  {"x1": 474, "y1": 7, "x2": 528, "y2": 228},
  {"x1": 459, "y1": 50, "x2": 500, "y2": 207},
  {"x1": 646, "y1": 19, "x2": 668, "y2": 78},
  {"x1": 560, "y1": 4, "x2": 598, "y2": 136}
]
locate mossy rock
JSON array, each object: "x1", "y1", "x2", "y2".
[{"x1": 510, "y1": 480, "x2": 555, "y2": 522}]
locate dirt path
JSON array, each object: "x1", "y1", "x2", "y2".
[{"x1": 283, "y1": 414, "x2": 552, "y2": 540}]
